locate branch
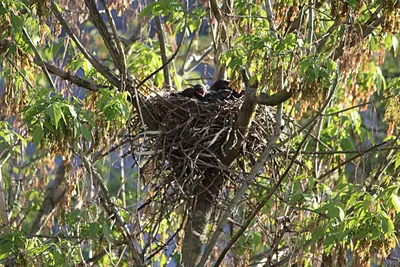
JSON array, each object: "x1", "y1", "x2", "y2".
[
  {"x1": 155, "y1": 15, "x2": 171, "y2": 88},
  {"x1": 0, "y1": 154, "x2": 11, "y2": 228},
  {"x1": 84, "y1": 0, "x2": 123, "y2": 72},
  {"x1": 265, "y1": 0, "x2": 277, "y2": 33},
  {"x1": 183, "y1": 45, "x2": 214, "y2": 74},
  {"x1": 43, "y1": 62, "x2": 108, "y2": 91},
  {"x1": 316, "y1": 141, "x2": 390, "y2": 183},
  {"x1": 21, "y1": 27, "x2": 56, "y2": 90},
  {"x1": 220, "y1": 68, "x2": 257, "y2": 165},
  {"x1": 100, "y1": 0, "x2": 127, "y2": 89},
  {"x1": 257, "y1": 90, "x2": 292, "y2": 106},
  {"x1": 196, "y1": 70, "x2": 261, "y2": 266},
  {"x1": 209, "y1": 0, "x2": 222, "y2": 22},
  {"x1": 50, "y1": 1, "x2": 120, "y2": 87}
]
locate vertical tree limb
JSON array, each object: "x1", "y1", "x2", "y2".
[{"x1": 155, "y1": 15, "x2": 172, "y2": 88}]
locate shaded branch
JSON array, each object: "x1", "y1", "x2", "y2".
[
  {"x1": 257, "y1": 90, "x2": 292, "y2": 106},
  {"x1": 30, "y1": 160, "x2": 68, "y2": 235}
]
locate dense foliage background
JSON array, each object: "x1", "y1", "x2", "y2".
[{"x1": 1, "y1": 0, "x2": 400, "y2": 266}]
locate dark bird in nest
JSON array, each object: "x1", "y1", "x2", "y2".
[
  {"x1": 179, "y1": 84, "x2": 208, "y2": 101},
  {"x1": 208, "y1": 79, "x2": 245, "y2": 102}
]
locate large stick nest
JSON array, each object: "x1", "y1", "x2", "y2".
[{"x1": 129, "y1": 94, "x2": 277, "y2": 205}]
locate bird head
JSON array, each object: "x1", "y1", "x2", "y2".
[{"x1": 193, "y1": 84, "x2": 208, "y2": 97}]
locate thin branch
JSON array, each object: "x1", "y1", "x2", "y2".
[
  {"x1": 100, "y1": 0, "x2": 127, "y2": 89},
  {"x1": 307, "y1": 0, "x2": 314, "y2": 43},
  {"x1": 184, "y1": 45, "x2": 214, "y2": 74},
  {"x1": 265, "y1": 0, "x2": 277, "y2": 33},
  {"x1": 77, "y1": 150, "x2": 143, "y2": 266},
  {"x1": 43, "y1": 62, "x2": 108, "y2": 91},
  {"x1": 50, "y1": 1, "x2": 120, "y2": 87},
  {"x1": 21, "y1": 27, "x2": 56, "y2": 90},
  {"x1": 0, "y1": 154, "x2": 11, "y2": 228},
  {"x1": 84, "y1": 0, "x2": 123, "y2": 72},
  {"x1": 137, "y1": 29, "x2": 186, "y2": 89},
  {"x1": 316, "y1": 141, "x2": 391, "y2": 183}
]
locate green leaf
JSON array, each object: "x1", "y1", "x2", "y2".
[
  {"x1": 381, "y1": 215, "x2": 394, "y2": 234},
  {"x1": 322, "y1": 234, "x2": 336, "y2": 249},
  {"x1": 327, "y1": 205, "x2": 345, "y2": 221},
  {"x1": 67, "y1": 105, "x2": 77, "y2": 118},
  {"x1": 80, "y1": 125, "x2": 92, "y2": 142},
  {"x1": 102, "y1": 224, "x2": 114, "y2": 243},
  {"x1": 32, "y1": 125, "x2": 43, "y2": 146},
  {"x1": 46, "y1": 104, "x2": 63, "y2": 129},
  {"x1": 391, "y1": 194, "x2": 400, "y2": 213},
  {"x1": 392, "y1": 35, "x2": 399, "y2": 57},
  {"x1": 11, "y1": 13, "x2": 23, "y2": 33},
  {"x1": 89, "y1": 223, "x2": 100, "y2": 238},
  {"x1": 300, "y1": 59, "x2": 313, "y2": 75}
]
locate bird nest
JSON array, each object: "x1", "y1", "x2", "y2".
[{"x1": 128, "y1": 94, "x2": 277, "y2": 206}]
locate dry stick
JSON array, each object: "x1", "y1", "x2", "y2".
[
  {"x1": 78, "y1": 151, "x2": 143, "y2": 266},
  {"x1": 50, "y1": 1, "x2": 120, "y2": 87},
  {"x1": 214, "y1": 122, "x2": 315, "y2": 267}
]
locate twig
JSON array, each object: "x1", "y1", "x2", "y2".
[{"x1": 136, "y1": 21, "x2": 186, "y2": 89}]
